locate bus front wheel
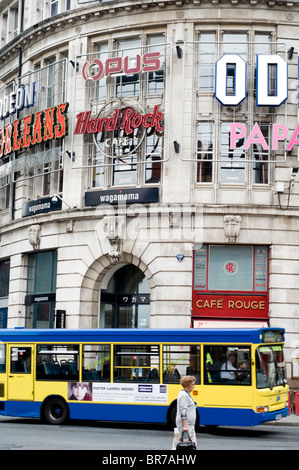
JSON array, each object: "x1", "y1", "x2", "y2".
[{"x1": 42, "y1": 397, "x2": 69, "y2": 425}]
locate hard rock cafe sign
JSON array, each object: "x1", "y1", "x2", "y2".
[{"x1": 74, "y1": 98, "x2": 164, "y2": 158}]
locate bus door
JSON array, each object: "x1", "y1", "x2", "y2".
[{"x1": 7, "y1": 345, "x2": 34, "y2": 401}]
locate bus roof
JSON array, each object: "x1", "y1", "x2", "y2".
[{"x1": 0, "y1": 327, "x2": 284, "y2": 344}]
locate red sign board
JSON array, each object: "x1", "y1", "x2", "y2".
[
  {"x1": 192, "y1": 244, "x2": 269, "y2": 321},
  {"x1": 192, "y1": 293, "x2": 269, "y2": 320}
]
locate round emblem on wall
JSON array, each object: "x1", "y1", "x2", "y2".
[
  {"x1": 223, "y1": 260, "x2": 238, "y2": 275},
  {"x1": 93, "y1": 98, "x2": 147, "y2": 159}
]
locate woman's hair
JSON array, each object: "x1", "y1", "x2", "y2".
[{"x1": 180, "y1": 375, "x2": 196, "y2": 388}]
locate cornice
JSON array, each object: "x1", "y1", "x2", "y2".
[{"x1": 0, "y1": 0, "x2": 297, "y2": 63}]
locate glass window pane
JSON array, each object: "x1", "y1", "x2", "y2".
[
  {"x1": 197, "y1": 122, "x2": 213, "y2": 182},
  {"x1": 162, "y1": 345, "x2": 200, "y2": 384},
  {"x1": 11, "y1": 347, "x2": 31, "y2": 374},
  {"x1": 208, "y1": 245, "x2": 253, "y2": 291},
  {"x1": 114, "y1": 344, "x2": 160, "y2": 383},
  {"x1": 204, "y1": 345, "x2": 251, "y2": 385},
  {"x1": 116, "y1": 38, "x2": 141, "y2": 97},
  {"x1": 198, "y1": 33, "x2": 216, "y2": 91},
  {"x1": 36, "y1": 344, "x2": 79, "y2": 380},
  {"x1": 222, "y1": 33, "x2": 247, "y2": 59},
  {"x1": 0, "y1": 343, "x2": 5, "y2": 372},
  {"x1": 82, "y1": 345, "x2": 111, "y2": 382},
  {"x1": 148, "y1": 36, "x2": 165, "y2": 94},
  {"x1": 220, "y1": 123, "x2": 245, "y2": 183}
]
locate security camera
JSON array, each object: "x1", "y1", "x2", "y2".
[
  {"x1": 291, "y1": 168, "x2": 298, "y2": 177},
  {"x1": 51, "y1": 195, "x2": 58, "y2": 203}
]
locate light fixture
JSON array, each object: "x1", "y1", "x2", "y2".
[
  {"x1": 174, "y1": 141, "x2": 180, "y2": 153},
  {"x1": 176, "y1": 45, "x2": 182, "y2": 59},
  {"x1": 288, "y1": 47, "x2": 294, "y2": 60}
]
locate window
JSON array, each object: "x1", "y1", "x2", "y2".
[
  {"x1": 198, "y1": 32, "x2": 216, "y2": 91},
  {"x1": 36, "y1": 344, "x2": 79, "y2": 380},
  {"x1": 204, "y1": 345, "x2": 251, "y2": 385},
  {"x1": 116, "y1": 38, "x2": 141, "y2": 97},
  {"x1": 26, "y1": 251, "x2": 57, "y2": 328},
  {"x1": 50, "y1": 0, "x2": 58, "y2": 16},
  {"x1": 197, "y1": 122, "x2": 213, "y2": 182},
  {"x1": 148, "y1": 35, "x2": 165, "y2": 94},
  {"x1": 10, "y1": 347, "x2": 31, "y2": 374},
  {"x1": 113, "y1": 345, "x2": 159, "y2": 383},
  {"x1": 82, "y1": 344, "x2": 111, "y2": 382},
  {"x1": 193, "y1": 30, "x2": 278, "y2": 187},
  {"x1": 192, "y1": 244, "x2": 269, "y2": 321},
  {"x1": 12, "y1": 6, "x2": 18, "y2": 38},
  {"x1": 163, "y1": 345, "x2": 200, "y2": 384},
  {"x1": 0, "y1": 260, "x2": 9, "y2": 298},
  {"x1": 256, "y1": 345, "x2": 287, "y2": 389}
]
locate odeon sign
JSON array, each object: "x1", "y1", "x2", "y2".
[{"x1": 215, "y1": 54, "x2": 288, "y2": 107}]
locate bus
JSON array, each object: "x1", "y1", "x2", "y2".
[{"x1": 0, "y1": 327, "x2": 289, "y2": 427}]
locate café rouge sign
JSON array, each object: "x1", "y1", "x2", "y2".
[{"x1": 0, "y1": 102, "x2": 68, "y2": 159}]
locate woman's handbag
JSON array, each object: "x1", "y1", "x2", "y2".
[{"x1": 176, "y1": 431, "x2": 197, "y2": 452}]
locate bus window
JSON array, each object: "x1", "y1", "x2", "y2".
[
  {"x1": 162, "y1": 345, "x2": 200, "y2": 384},
  {"x1": 204, "y1": 345, "x2": 251, "y2": 385},
  {"x1": 82, "y1": 344, "x2": 111, "y2": 382},
  {"x1": 36, "y1": 344, "x2": 79, "y2": 381},
  {"x1": 113, "y1": 345, "x2": 159, "y2": 383},
  {"x1": 0, "y1": 343, "x2": 5, "y2": 373},
  {"x1": 256, "y1": 345, "x2": 287, "y2": 389},
  {"x1": 10, "y1": 347, "x2": 31, "y2": 373}
]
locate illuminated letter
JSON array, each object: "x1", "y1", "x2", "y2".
[
  {"x1": 215, "y1": 54, "x2": 246, "y2": 106},
  {"x1": 31, "y1": 112, "x2": 43, "y2": 145},
  {"x1": 44, "y1": 107, "x2": 55, "y2": 141},
  {"x1": 230, "y1": 123, "x2": 246, "y2": 149},
  {"x1": 12, "y1": 119, "x2": 21, "y2": 151},
  {"x1": 54, "y1": 102, "x2": 68, "y2": 138},
  {"x1": 105, "y1": 57, "x2": 122, "y2": 77},
  {"x1": 244, "y1": 123, "x2": 269, "y2": 150},
  {"x1": 272, "y1": 124, "x2": 288, "y2": 150},
  {"x1": 286, "y1": 125, "x2": 299, "y2": 151},
  {"x1": 22, "y1": 115, "x2": 32, "y2": 148},
  {"x1": 124, "y1": 55, "x2": 141, "y2": 74},
  {"x1": 256, "y1": 55, "x2": 287, "y2": 106},
  {"x1": 143, "y1": 52, "x2": 161, "y2": 72}
]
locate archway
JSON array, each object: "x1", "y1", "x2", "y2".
[{"x1": 99, "y1": 264, "x2": 150, "y2": 328}]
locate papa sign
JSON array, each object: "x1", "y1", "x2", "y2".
[{"x1": 215, "y1": 54, "x2": 288, "y2": 107}]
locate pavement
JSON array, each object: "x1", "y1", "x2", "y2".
[{"x1": 269, "y1": 413, "x2": 299, "y2": 426}]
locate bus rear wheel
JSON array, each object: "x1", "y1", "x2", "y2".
[{"x1": 43, "y1": 397, "x2": 69, "y2": 425}]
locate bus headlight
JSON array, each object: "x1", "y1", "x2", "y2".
[{"x1": 256, "y1": 406, "x2": 269, "y2": 413}]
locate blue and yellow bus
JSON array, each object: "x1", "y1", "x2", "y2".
[{"x1": 0, "y1": 327, "x2": 289, "y2": 427}]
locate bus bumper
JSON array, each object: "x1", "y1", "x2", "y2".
[{"x1": 199, "y1": 405, "x2": 289, "y2": 427}]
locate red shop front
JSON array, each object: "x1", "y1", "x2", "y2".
[{"x1": 192, "y1": 244, "x2": 269, "y2": 327}]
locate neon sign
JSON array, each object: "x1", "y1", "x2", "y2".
[
  {"x1": 0, "y1": 102, "x2": 68, "y2": 159},
  {"x1": 230, "y1": 123, "x2": 299, "y2": 151},
  {"x1": 74, "y1": 105, "x2": 163, "y2": 135},
  {"x1": 215, "y1": 54, "x2": 288, "y2": 107}
]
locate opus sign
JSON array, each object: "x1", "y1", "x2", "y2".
[{"x1": 82, "y1": 52, "x2": 161, "y2": 81}]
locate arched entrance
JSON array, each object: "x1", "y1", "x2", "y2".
[{"x1": 99, "y1": 264, "x2": 150, "y2": 328}]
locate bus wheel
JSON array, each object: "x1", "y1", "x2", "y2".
[
  {"x1": 43, "y1": 397, "x2": 69, "y2": 425},
  {"x1": 168, "y1": 403, "x2": 177, "y2": 429}
]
